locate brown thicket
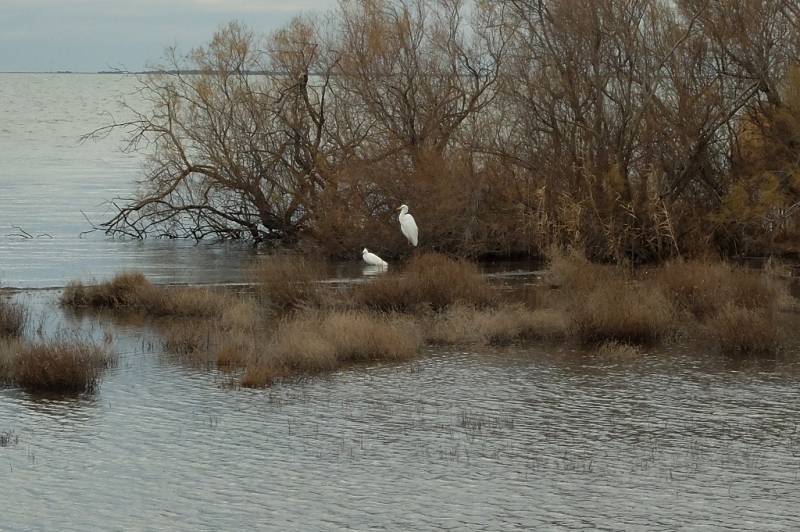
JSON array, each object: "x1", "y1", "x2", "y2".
[{"x1": 94, "y1": 0, "x2": 800, "y2": 263}]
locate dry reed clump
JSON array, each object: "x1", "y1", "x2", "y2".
[
  {"x1": 549, "y1": 252, "x2": 676, "y2": 345},
  {"x1": 60, "y1": 270, "x2": 156, "y2": 310},
  {"x1": 426, "y1": 303, "x2": 569, "y2": 345},
  {"x1": 240, "y1": 364, "x2": 287, "y2": 388},
  {"x1": 0, "y1": 296, "x2": 28, "y2": 338},
  {"x1": 240, "y1": 310, "x2": 423, "y2": 387},
  {"x1": 569, "y1": 278, "x2": 676, "y2": 345},
  {"x1": 60, "y1": 270, "x2": 227, "y2": 318},
  {"x1": 545, "y1": 249, "x2": 620, "y2": 292},
  {"x1": 0, "y1": 339, "x2": 16, "y2": 385},
  {"x1": 597, "y1": 340, "x2": 642, "y2": 359},
  {"x1": 217, "y1": 343, "x2": 250, "y2": 371},
  {"x1": 4, "y1": 338, "x2": 116, "y2": 393},
  {"x1": 705, "y1": 303, "x2": 780, "y2": 355},
  {"x1": 654, "y1": 260, "x2": 783, "y2": 319},
  {"x1": 654, "y1": 260, "x2": 788, "y2": 354},
  {"x1": 352, "y1": 252, "x2": 495, "y2": 312},
  {"x1": 249, "y1": 255, "x2": 325, "y2": 312}
]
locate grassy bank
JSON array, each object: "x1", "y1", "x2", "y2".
[{"x1": 51, "y1": 252, "x2": 799, "y2": 388}]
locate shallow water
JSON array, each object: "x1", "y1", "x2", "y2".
[
  {"x1": 3, "y1": 296, "x2": 800, "y2": 530},
  {"x1": 2, "y1": 73, "x2": 800, "y2": 530}
]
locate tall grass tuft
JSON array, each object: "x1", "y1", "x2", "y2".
[
  {"x1": 249, "y1": 255, "x2": 324, "y2": 312},
  {"x1": 0, "y1": 296, "x2": 28, "y2": 338},
  {"x1": 550, "y1": 252, "x2": 676, "y2": 345},
  {"x1": 706, "y1": 303, "x2": 780, "y2": 355},
  {"x1": 6, "y1": 339, "x2": 116, "y2": 393},
  {"x1": 60, "y1": 270, "x2": 227, "y2": 318},
  {"x1": 240, "y1": 310, "x2": 423, "y2": 387},
  {"x1": 654, "y1": 260, "x2": 785, "y2": 317},
  {"x1": 426, "y1": 303, "x2": 569, "y2": 345},
  {"x1": 570, "y1": 278, "x2": 675, "y2": 345},
  {"x1": 352, "y1": 252, "x2": 495, "y2": 312}
]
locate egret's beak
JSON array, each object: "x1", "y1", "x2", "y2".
[{"x1": 396, "y1": 206, "x2": 402, "y2": 211}]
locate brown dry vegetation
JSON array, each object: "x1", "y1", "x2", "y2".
[
  {"x1": 95, "y1": 1, "x2": 800, "y2": 264},
  {"x1": 240, "y1": 310, "x2": 423, "y2": 387},
  {"x1": 0, "y1": 337, "x2": 115, "y2": 393},
  {"x1": 351, "y1": 253, "x2": 495, "y2": 312},
  {"x1": 0, "y1": 296, "x2": 28, "y2": 338},
  {"x1": 248, "y1": 256, "x2": 326, "y2": 312},
  {"x1": 550, "y1": 251, "x2": 791, "y2": 354},
  {"x1": 40, "y1": 252, "x2": 800, "y2": 390},
  {"x1": 60, "y1": 270, "x2": 230, "y2": 318},
  {"x1": 426, "y1": 303, "x2": 569, "y2": 346}
]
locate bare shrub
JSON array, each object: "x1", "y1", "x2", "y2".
[
  {"x1": 0, "y1": 297, "x2": 28, "y2": 338},
  {"x1": 8, "y1": 339, "x2": 115, "y2": 393},
  {"x1": 352, "y1": 252, "x2": 495, "y2": 312},
  {"x1": 249, "y1": 255, "x2": 324, "y2": 312},
  {"x1": 706, "y1": 303, "x2": 780, "y2": 355}
]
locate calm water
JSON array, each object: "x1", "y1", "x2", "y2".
[
  {"x1": 2, "y1": 73, "x2": 800, "y2": 530},
  {"x1": 0, "y1": 73, "x2": 258, "y2": 289}
]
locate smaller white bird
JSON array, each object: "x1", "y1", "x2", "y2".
[
  {"x1": 397, "y1": 204, "x2": 419, "y2": 246},
  {"x1": 362, "y1": 248, "x2": 388, "y2": 267}
]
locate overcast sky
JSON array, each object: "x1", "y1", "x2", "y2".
[{"x1": 1, "y1": 0, "x2": 336, "y2": 72}]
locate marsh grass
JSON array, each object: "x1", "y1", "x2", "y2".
[
  {"x1": 597, "y1": 340, "x2": 642, "y2": 359},
  {"x1": 654, "y1": 261, "x2": 781, "y2": 319},
  {"x1": 426, "y1": 303, "x2": 569, "y2": 346},
  {"x1": 1, "y1": 337, "x2": 116, "y2": 393},
  {"x1": 60, "y1": 270, "x2": 227, "y2": 318},
  {"x1": 0, "y1": 296, "x2": 28, "y2": 338},
  {"x1": 570, "y1": 278, "x2": 676, "y2": 345},
  {"x1": 44, "y1": 253, "x2": 800, "y2": 389},
  {"x1": 0, "y1": 430, "x2": 18, "y2": 447},
  {"x1": 653, "y1": 260, "x2": 787, "y2": 354},
  {"x1": 352, "y1": 252, "x2": 495, "y2": 312},
  {"x1": 240, "y1": 310, "x2": 423, "y2": 387},
  {"x1": 549, "y1": 254, "x2": 676, "y2": 345},
  {"x1": 249, "y1": 255, "x2": 325, "y2": 312},
  {"x1": 706, "y1": 303, "x2": 780, "y2": 355}
]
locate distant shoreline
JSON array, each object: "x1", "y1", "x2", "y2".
[{"x1": 0, "y1": 70, "x2": 281, "y2": 75}]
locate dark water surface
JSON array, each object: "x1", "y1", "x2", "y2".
[{"x1": 2, "y1": 73, "x2": 800, "y2": 530}]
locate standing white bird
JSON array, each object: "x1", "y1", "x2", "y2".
[
  {"x1": 362, "y1": 248, "x2": 388, "y2": 267},
  {"x1": 396, "y1": 204, "x2": 418, "y2": 246}
]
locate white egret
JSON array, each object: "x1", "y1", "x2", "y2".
[
  {"x1": 396, "y1": 204, "x2": 418, "y2": 246},
  {"x1": 362, "y1": 248, "x2": 388, "y2": 267}
]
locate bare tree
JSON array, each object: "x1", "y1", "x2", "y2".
[{"x1": 97, "y1": 21, "x2": 344, "y2": 245}]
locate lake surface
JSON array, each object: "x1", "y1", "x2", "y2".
[{"x1": 2, "y1": 73, "x2": 800, "y2": 530}]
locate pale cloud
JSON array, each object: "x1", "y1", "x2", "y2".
[{"x1": 0, "y1": 0, "x2": 336, "y2": 72}]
